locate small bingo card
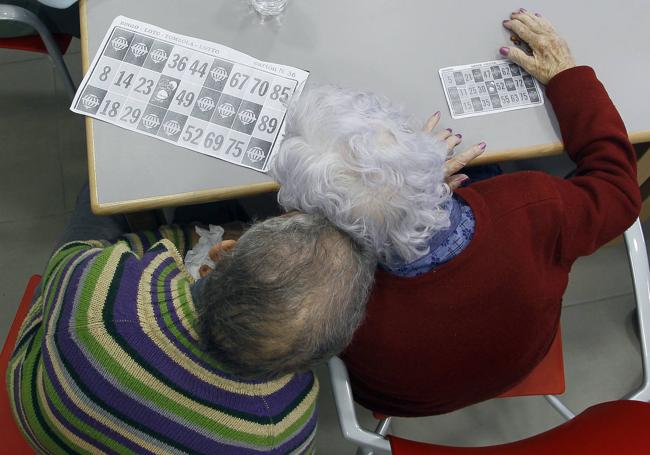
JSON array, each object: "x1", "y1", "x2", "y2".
[
  {"x1": 439, "y1": 60, "x2": 544, "y2": 119},
  {"x1": 71, "y1": 16, "x2": 310, "y2": 172}
]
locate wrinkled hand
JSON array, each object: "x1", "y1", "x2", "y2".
[
  {"x1": 208, "y1": 239, "x2": 237, "y2": 262},
  {"x1": 423, "y1": 112, "x2": 487, "y2": 191},
  {"x1": 501, "y1": 9, "x2": 575, "y2": 84},
  {"x1": 198, "y1": 239, "x2": 238, "y2": 278}
]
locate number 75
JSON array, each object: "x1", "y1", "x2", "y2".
[{"x1": 225, "y1": 138, "x2": 244, "y2": 157}]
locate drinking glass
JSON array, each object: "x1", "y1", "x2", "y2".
[{"x1": 251, "y1": 0, "x2": 289, "y2": 16}]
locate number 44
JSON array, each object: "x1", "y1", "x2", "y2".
[{"x1": 189, "y1": 60, "x2": 208, "y2": 78}]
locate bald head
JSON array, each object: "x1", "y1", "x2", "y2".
[{"x1": 199, "y1": 213, "x2": 376, "y2": 380}]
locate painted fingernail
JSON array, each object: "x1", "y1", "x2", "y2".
[
  {"x1": 502, "y1": 19, "x2": 509, "y2": 25},
  {"x1": 451, "y1": 174, "x2": 469, "y2": 185},
  {"x1": 455, "y1": 133, "x2": 462, "y2": 139},
  {"x1": 479, "y1": 142, "x2": 487, "y2": 149},
  {"x1": 434, "y1": 111, "x2": 440, "y2": 117},
  {"x1": 455, "y1": 175, "x2": 470, "y2": 186},
  {"x1": 499, "y1": 47, "x2": 509, "y2": 56},
  {"x1": 520, "y1": 8, "x2": 527, "y2": 12},
  {"x1": 534, "y1": 12, "x2": 541, "y2": 17},
  {"x1": 445, "y1": 128, "x2": 452, "y2": 133}
]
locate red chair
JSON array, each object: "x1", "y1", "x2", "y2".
[
  {"x1": 0, "y1": 275, "x2": 42, "y2": 454},
  {"x1": 0, "y1": 4, "x2": 76, "y2": 99},
  {"x1": 387, "y1": 400, "x2": 650, "y2": 454},
  {"x1": 366, "y1": 328, "x2": 569, "y2": 443},
  {"x1": 329, "y1": 218, "x2": 650, "y2": 454},
  {"x1": 330, "y1": 353, "x2": 650, "y2": 454}
]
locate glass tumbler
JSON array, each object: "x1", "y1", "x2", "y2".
[{"x1": 251, "y1": 0, "x2": 289, "y2": 16}]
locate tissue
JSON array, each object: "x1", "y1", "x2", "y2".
[{"x1": 184, "y1": 225, "x2": 224, "y2": 279}]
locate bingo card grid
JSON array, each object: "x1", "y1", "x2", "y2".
[
  {"x1": 73, "y1": 25, "x2": 302, "y2": 172},
  {"x1": 439, "y1": 60, "x2": 544, "y2": 119}
]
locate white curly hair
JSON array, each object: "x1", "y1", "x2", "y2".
[{"x1": 269, "y1": 85, "x2": 451, "y2": 266}]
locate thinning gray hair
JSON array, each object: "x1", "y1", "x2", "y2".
[
  {"x1": 270, "y1": 85, "x2": 451, "y2": 266},
  {"x1": 198, "y1": 213, "x2": 376, "y2": 380}
]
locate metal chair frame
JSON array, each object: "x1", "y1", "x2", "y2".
[
  {"x1": 37, "y1": 0, "x2": 78, "y2": 8},
  {"x1": 0, "y1": 4, "x2": 76, "y2": 100},
  {"x1": 329, "y1": 218, "x2": 650, "y2": 454}
]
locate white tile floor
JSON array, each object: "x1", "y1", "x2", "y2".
[{"x1": 1, "y1": 41, "x2": 648, "y2": 454}]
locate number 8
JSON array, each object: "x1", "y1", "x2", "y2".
[{"x1": 99, "y1": 66, "x2": 111, "y2": 82}]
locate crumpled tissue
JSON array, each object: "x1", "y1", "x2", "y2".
[{"x1": 184, "y1": 225, "x2": 224, "y2": 279}]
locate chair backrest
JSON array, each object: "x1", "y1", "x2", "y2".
[
  {"x1": 330, "y1": 218, "x2": 650, "y2": 451},
  {"x1": 497, "y1": 328, "x2": 565, "y2": 398},
  {"x1": 0, "y1": 4, "x2": 76, "y2": 99},
  {"x1": 36, "y1": 0, "x2": 78, "y2": 9},
  {"x1": 386, "y1": 400, "x2": 650, "y2": 455},
  {"x1": 0, "y1": 34, "x2": 72, "y2": 54}
]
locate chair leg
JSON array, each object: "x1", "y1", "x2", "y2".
[
  {"x1": 375, "y1": 416, "x2": 392, "y2": 437},
  {"x1": 0, "y1": 4, "x2": 76, "y2": 100},
  {"x1": 624, "y1": 219, "x2": 650, "y2": 402},
  {"x1": 544, "y1": 395, "x2": 575, "y2": 420},
  {"x1": 355, "y1": 417, "x2": 392, "y2": 455}
]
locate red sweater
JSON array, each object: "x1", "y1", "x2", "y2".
[{"x1": 342, "y1": 66, "x2": 641, "y2": 417}]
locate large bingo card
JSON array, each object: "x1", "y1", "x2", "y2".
[
  {"x1": 71, "y1": 16, "x2": 309, "y2": 172},
  {"x1": 439, "y1": 60, "x2": 544, "y2": 119}
]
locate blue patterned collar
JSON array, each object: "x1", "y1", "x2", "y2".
[{"x1": 382, "y1": 196, "x2": 475, "y2": 277}]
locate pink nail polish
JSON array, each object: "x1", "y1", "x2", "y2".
[
  {"x1": 479, "y1": 142, "x2": 487, "y2": 149},
  {"x1": 434, "y1": 111, "x2": 440, "y2": 116},
  {"x1": 499, "y1": 47, "x2": 509, "y2": 56},
  {"x1": 445, "y1": 128, "x2": 452, "y2": 133},
  {"x1": 519, "y1": 8, "x2": 527, "y2": 12},
  {"x1": 460, "y1": 176, "x2": 470, "y2": 184},
  {"x1": 455, "y1": 133, "x2": 462, "y2": 139},
  {"x1": 534, "y1": 12, "x2": 541, "y2": 17}
]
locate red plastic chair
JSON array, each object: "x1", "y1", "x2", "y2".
[
  {"x1": 368, "y1": 328, "x2": 567, "y2": 431},
  {"x1": 330, "y1": 218, "x2": 650, "y2": 454},
  {"x1": 0, "y1": 275, "x2": 42, "y2": 455},
  {"x1": 330, "y1": 356, "x2": 650, "y2": 455},
  {"x1": 345, "y1": 296, "x2": 572, "y2": 454},
  {"x1": 330, "y1": 332, "x2": 570, "y2": 455},
  {"x1": 0, "y1": 4, "x2": 76, "y2": 99},
  {"x1": 388, "y1": 400, "x2": 650, "y2": 454},
  {"x1": 0, "y1": 33, "x2": 71, "y2": 54}
]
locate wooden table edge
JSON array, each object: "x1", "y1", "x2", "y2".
[
  {"x1": 79, "y1": 1, "x2": 650, "y2": 214},
  {"x1": 79, "y1": 0, "x2": 101, "y2": 213},
  {"x1": 91, "y1": 182, "x2": 281, "y2": 215}
]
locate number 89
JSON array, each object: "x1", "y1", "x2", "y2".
[{"x1": 258, "y1": 115, "x2": 278, "y2": 133}]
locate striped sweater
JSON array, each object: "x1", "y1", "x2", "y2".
[{"x1": 6, "y1": 226, "x2": 318, "y2": 454}]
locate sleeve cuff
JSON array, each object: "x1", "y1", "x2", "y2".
[{"x1": 545, "y1": 66, "x2": 606, "y2": 106}]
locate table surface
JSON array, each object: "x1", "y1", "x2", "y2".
[{"x1": 80, "y1": 0, "x2": 650, "y2": 214}]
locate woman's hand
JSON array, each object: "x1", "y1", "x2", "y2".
[
  {"x1": 500, "y1": 9, "x2": 575, "y2": 84},
  {"x1": 423, "y1": 111, "x2": 487, "y2": 191},
  {"x1": 198, "y1": 240, "x2": 238, "y2": 278}
]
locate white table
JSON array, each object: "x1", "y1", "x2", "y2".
[{"x1": 80, "y1": 0, "x2": 650, "y2": 214}]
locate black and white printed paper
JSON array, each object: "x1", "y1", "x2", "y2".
[
  {"x1": 71, "y1": 16, "x2": 309, "y2": 172},
  {"x1": 439, "y1": 60, "x2": 544, "y2": 119}
]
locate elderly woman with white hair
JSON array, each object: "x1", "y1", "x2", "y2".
[{"x1": 270, "y1": 10, "x2": 641, "y2": 416}]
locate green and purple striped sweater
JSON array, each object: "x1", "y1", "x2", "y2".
[{"x1": 6, "y1": 226, "x2": 318, "y2": 454}]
